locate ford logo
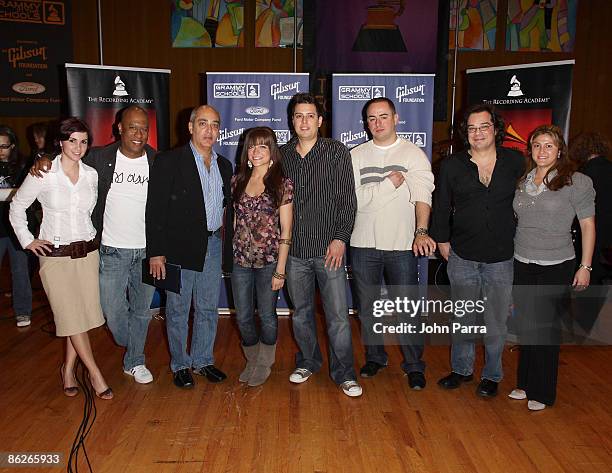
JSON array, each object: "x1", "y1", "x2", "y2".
[
  {"x1": 12, "y1": 82, "x2": 46, "y2": 95},
  {"x1": 246, "y1": 106, "x2": 269, "y2": 116}
]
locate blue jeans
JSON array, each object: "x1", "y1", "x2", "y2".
[
  {"x1": 287, "y1": 255, "x2": 356, "y2": 385},
  {"x1": 351, "y1": 247, "x2": 425, "y2": 374},
  {"x1": 446, "y1": 249, "x2": 513, "y2": 382},
  {"x1": 166, "y1": 234, "x2": 222, "y2": 372},
  {"x1": 231, "y1": 262, "x2": 278, "y2": 346},
  {"x1": 99, "y1": 245, "x2": 156, "y2": 371},
  {"x1": 0, "y1": 237, "x2": 32, "y2": 316}
]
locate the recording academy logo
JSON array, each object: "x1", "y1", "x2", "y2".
[
  {"x1": 271, "y1": 81, "x2": 300, "y2": 100},
  {"x1": 482, "y1": 73, "x2": 550, "y2": 106},
  {"x1": 338, "y1": 85, "x2": 385, "y2": 101},
  {"x1": 274, "y1": 130, "x2": 290, "y2": 145},
  {"x1": 214, "y1": 83, "x2": 260, "y2": 99},
  {"x1": 398, "y1": 132, "x2": 426, "y2": 148},
  {"x1": 396, "y1": 84, "x2": 425, "y2": 103},
  {"x1": 86, "y1": 73, "x2": 153, "y2": 104},
  {"x1": 507, "y1": 75, "x2": 523, "y2": 97},
  {"x1": 113, "y1": 75, "x2": 128, "y2": 96},
  {"x1": 339, "y1": 129, "x2": 368, "y2": 147}
]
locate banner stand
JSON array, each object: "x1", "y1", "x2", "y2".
[{"x1": 466, "y1": 60, "x2": 575, "y2": 148}]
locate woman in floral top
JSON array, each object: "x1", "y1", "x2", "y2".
[{"x1": 231, "y1": 127, "x2": 293, "y2": 387}]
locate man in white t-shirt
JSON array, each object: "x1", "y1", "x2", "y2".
[
  {"x1": 90, "y1": 106, "x2": 157, "y2": 384},
  {"x1": 32, "y1": 106, "x2": 157, "y2": 384},
  {"x1": 350, "y1": 97, "x2": 436, "y2": 390}
]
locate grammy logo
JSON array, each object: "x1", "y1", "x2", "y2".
[{"x1": 352, "y1": 0, "x2": 407, "y2": 52}]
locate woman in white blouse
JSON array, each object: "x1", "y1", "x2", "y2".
[{"x1": 10, "y1": 117, "x2": 112, "y2": 400}]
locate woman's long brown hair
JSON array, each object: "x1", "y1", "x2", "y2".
[
  {"x1": 523, "y1": 124, "x2": 574, "y2": 191},
  {"x1": 232, "y1": 127, "x2": 285, "y2": 206}
]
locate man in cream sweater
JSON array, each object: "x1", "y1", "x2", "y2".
[{"x1": 350, "y1": 97, "x2": 435, "y2": 389}]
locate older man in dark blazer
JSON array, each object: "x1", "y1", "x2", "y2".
[{"x1": 146, "y1": 105, "x2": 233, "y2": 389}]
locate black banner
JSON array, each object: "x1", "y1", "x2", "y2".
[
  {"x1": 466, "y1": 60, "x2": 574, "y2": 150},
  {"x1": 65, "y1": 64, "x2": 171, "y2": 151},
  {"x1": 0, "y1": 0, "x2": 72, "y2": 116}
]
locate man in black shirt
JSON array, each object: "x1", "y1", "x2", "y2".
[
  {"x1": 281, "y1": 93, "x2": 362, "y2": 397},
  {"x1": 430, "y1": 104, "x2": 524, "y2": 397}
]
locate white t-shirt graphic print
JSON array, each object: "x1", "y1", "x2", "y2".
[{"x1": 101, "y1": 150, "x2": 149, "y2": 248}]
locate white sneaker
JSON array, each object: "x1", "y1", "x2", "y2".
[
  {"x1": 124, "y1": 365, "x2": 153, "y2": 384},
  {"x1": 340, "y1": 380, "x2": 363, "y2": 397},
  {"x1": 16, "y1": 315, "x2": 31, "y2": 327},
  {"x1": 528, "y1": 400, "x2": 546, "y2": 411},
  {"x1": 289, "y1": 368, "x2": 312, "y2": 384},
  {"x1": 508, "y1": 389, "x2": 527, "y2": 400}
]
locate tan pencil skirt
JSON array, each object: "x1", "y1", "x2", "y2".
[{"x1": 39, "y1": 250, "x2": 105, "y2": 337}]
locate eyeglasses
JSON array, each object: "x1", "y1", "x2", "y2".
[
  {"x1": 126, "y1": 125, "x2": 149, "y2": 134},
  {"x1": 293, "y1": 113, "x2": 318, "y2": 122},
  {"x1": 0, "y1": 144, "x2": 13, "y2": 150},
  {"x1": 467, "y1": 123, "x2": 493, "y2": 134}
]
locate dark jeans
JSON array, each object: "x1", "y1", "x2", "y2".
[
  {"x1": 350, "y1": 246, "x2": 425, "y2": 374},
  {"x1": 514, "y1": 259, "x2": 574, "y2": 406},
  {"x1": 0, "y1": 236, "x2": 32, "y2": 316},
  {"x1": 287, "y1": 255, "x2": 357, "y2": 385},
  {"x1": 231, "y1": 262, "x2": 279, "y2": 346}
]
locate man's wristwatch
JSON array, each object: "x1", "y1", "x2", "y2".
[{"x1": 414, "y1": 227, "x2": 429, "y2": 237}]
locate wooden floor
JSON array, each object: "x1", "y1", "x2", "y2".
[{"x1": 1, "y1": 284, "x2": 612, "y2": 473}]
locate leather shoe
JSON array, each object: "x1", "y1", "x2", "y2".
[
  {"x1": 173, "y1": 368, "x2": 194, "y2": 389},
  {"x1": 437, "y1": 372, "x2": 473, "y2": 389},
  {"x1": 193, "y1": 365, "x2": 227, "y2": 383},
  {"x1": 359, "y1": 361, "x2": 387, "y2": 378},
  {"x1": 476, "y1": 378, "x2": 498, "y2": 397},
  {"x1": 408, "y1": 371, "x2": 426, "y2": 390}
]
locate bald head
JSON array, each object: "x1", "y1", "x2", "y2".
[
  {"x1": 189, "y1": 105, "x2": 220, "y2": 125},
  {"x1": 118, "y1": 106, "x2": 149, "y2": 158}
]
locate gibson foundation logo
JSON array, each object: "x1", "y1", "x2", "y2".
[
  {"x1": 270, "y1": 81, "x2": 300, "y2": 100},
  {"x1": 4, "y1": 46, "x2": 47, "y2": 68},
  {"x1": 218, "y1": 127, "x2": 245, "y2": 146},
  {"x1": 396, "y1": 84, "x2": 426, "y2": 103},
  {"x1": 340, "y1": 129, "x2": 368, "y2": 147}
]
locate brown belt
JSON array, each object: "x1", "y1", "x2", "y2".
[{"x1": 46, "y1": 239, "x2": 99, "y2": 259}]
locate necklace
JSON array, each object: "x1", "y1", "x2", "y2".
[
  {"x1": 515, "y1": 183, "x2": 547, "y2": 209},
  {"x1": 470, "y1": 156, "x2": 496, "y2": 188}
]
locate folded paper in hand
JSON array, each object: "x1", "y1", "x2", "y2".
[{"x1": 142, "y1": 260, "x2": 181, "y2": 294}]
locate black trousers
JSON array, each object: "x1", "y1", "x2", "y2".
[{"x1": 513, "y1": 259, "x2": 574, "y2": 406}]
